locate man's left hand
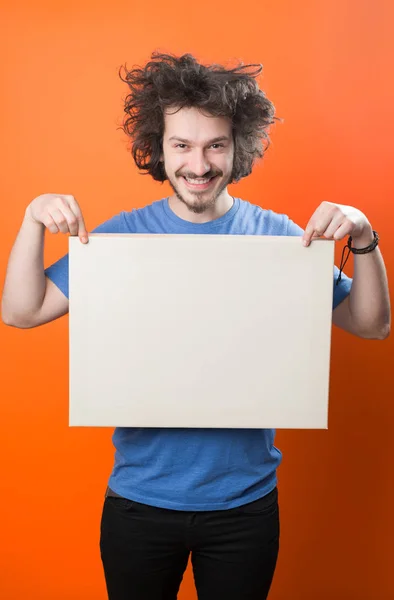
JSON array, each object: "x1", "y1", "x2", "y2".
[{"x1": 302, "y1": 201, "x2": 373, "y2": 247}]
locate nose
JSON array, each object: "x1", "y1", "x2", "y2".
[{"x1": 188, "y1": 149, "x2": 211, "y2": 176}]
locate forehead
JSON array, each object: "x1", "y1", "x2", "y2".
[{"x1": 163, "y1": 106, "x2": 232, "y2": 143}]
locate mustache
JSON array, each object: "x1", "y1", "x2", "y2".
[{"x1": 176, "y1": 168, "x2": 223, "y2": 179}]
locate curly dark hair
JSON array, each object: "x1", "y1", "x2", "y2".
[{"x1": 120, "y1": 52, "x2": 278, "y2": 183}]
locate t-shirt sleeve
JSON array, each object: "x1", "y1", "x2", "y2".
[
  {"x1": 286, "y1": 217, "x2": 352, "y2": 310},
  {"x1": 44, "y1": 212, "x2": 124, "y2": 299}
]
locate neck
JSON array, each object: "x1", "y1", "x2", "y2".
[{"x1": 168, "y1": 190, "x2": 234, "y2": 224}]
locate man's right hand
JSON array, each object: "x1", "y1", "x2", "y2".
[{"x1": 25, "y1": 193, "x2": 89, "y2": 243}]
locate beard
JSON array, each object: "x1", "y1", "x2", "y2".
[{"x1": 166, "y1": 166, "x2": 232, "y2": 214}]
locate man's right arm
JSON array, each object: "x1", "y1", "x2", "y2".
[{"x1": 1, "y1": 194, "x2": 88, "y2": 329}]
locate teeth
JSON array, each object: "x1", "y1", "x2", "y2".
[{"x1": 185, "y1": 177, "x2": 211, "y2": 184}]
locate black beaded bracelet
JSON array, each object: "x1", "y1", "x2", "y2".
[{"x1": 336, "y1": 230, "x2": 379, "y2": 286}]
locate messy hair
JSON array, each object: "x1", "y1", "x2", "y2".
[{"x1": 120, "y1": 52, "x2": 278, "y2": 183}]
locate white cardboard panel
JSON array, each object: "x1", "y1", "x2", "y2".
[{"x1": 69, "y1": 234, "x2": 334, "y2": 429}]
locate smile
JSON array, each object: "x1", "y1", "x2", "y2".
[{"x1": 182, "y1": 175, "x2": 218, "y2": 190}]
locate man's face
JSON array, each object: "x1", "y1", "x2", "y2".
[{"x1": 161, "y1": 106, "x2": 234, "y2": 214}]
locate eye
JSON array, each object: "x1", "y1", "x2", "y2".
[
  {"x1": 211, "y1": 144, "x2": 224, "y2": 149},
  {"x1": 174, "y1": 144, "x2": 187, "y2": 149}
]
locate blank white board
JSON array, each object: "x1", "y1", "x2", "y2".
[{"x1": 69, "y1": 234, "x2": 335, "y2": 428}]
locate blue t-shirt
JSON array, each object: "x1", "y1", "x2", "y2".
[{"x1": 45, "y1": 197, "x2": 352, "y2": 511}]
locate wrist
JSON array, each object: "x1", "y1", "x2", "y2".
[
  {"x1": 22, "y1": 212, "x2": 45, "y2": 237},
  {"x1": 23, "y1": 207, "x2": 43, "y2": 229},
  {"x1": 351, "y1": 224, "x2": 374, "y2": 249}
]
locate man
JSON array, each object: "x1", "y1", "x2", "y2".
[{"x1": 1, "y1": 52, "x2": 390, "y2": 600}]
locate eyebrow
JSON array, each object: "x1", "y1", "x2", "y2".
[{"x1": 168, "y1": 136, "x2": 231, "y2": 144}]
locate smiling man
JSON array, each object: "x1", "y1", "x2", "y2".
[
  {"x1": 164, "y1": 107, "x2": 234, "y2": 218},
  {"x1": 1, "y1": 52, "x2": 390, "y2": 600}
]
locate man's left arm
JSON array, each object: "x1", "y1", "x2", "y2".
[{"x1": 302, "y1": 201, "x2": 391, "y2": 340}]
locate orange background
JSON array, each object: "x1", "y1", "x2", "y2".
[{"x1": 1, "y1": 1, "x2": 393, "y2": 599}]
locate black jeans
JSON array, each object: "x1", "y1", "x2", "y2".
[{"x1": 100, "y1": 487, "x2": 279, "y2": 600}]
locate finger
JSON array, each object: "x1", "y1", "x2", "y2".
[
  {"x1": 48, "y1": 208, "x2": 70, "y2": 234},
  {"x1": 67, "y1": 197, "x2": 88, "y2": 243},
  {"x1": 55, "y1": 198, "x2": 79, "y2": 236},
  {"x1": 323, "y1": 214, "x2": 345, "y2": 240},
  {"x1": 333, "y1": 221, "x2": 353, "y2": 241},
  {"x1": 302, "y1": 222, "x2": 317, "y2": 247},
  {"x1": 303, "y1": 220, "x2": 331, "y2": 246},
  {"x1": 303, "y1": 202, "x2": 339, "y2": 246},
  {"x1": 42, "y1": 214, "x2": 59, "y2": 234}
]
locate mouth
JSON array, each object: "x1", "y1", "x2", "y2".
[{"x1": 182, "y1": 175, "x2": 219, "y2": 191}]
